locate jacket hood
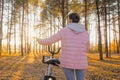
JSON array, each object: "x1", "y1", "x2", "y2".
[{"x1": 66, "y1": 23, "x2": 86, "y2": 34}]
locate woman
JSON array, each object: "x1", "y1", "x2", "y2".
[{"x1": 37, "y1": 12, "x2": 90, "y2": 80}]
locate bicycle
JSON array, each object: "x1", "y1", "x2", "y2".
[{"x1": 42, "y1": 46, "x2": 61, "y2": 80}]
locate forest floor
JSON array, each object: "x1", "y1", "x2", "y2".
[{"x1": 0, "y1": 52, "x2": 120, "y2": 80}]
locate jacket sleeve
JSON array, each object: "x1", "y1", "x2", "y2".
[{"x1": 37, "y1": 30, "x2": 62, "y2": 45}]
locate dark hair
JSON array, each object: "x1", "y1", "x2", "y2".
[{"x1": 68, "y1": 13, "x2": 80, "y2": 23}]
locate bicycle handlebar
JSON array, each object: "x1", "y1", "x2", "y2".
[{"x1": 48, "y1": 46, "x2": 61, "y2": 55}]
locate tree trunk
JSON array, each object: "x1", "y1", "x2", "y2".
[
  {"x1": 14, "y1": 20, "x2": 16, "y2": 54},
  {"x1": 85, "y1": 0, "x2": 88, "y2": 30},
  {"x1": 108, "y1": 0, "x2": 111, "y2": 57},
  {"x1": 117, "y1": 0, "x2": 120, "y2": 54},
  {"x1": 104, "y1": 0, "x2": 109, "y2": 58},
  {"x1": 39, "y1": 24, "x2": 41, "y2": 54},
  {"x1": 112, "y1": 11, "x2": 117, "y2": 53},
  {"x1": 0, "y1": 0, "x2": 4, "y2": 56},
  {"x1": 19, "y1": 7, "x2": 21, "y2": 54},
  {"x1": 96, "y1": 0, "x2": 103, "y2": 60},
  {"x1": 61, "y1": 0, "x2": 65, "y2": 27},
  {"x1": 21, "y1": 0, "x2": 24, "y2": 56},
  {"x1": 50, "y1": 14, "x2": 52, "y2": 51},
  {"x1": 53, "y1": 15, "x2": 56, "y2": 51},
  {"x1": 13, "y1": 2, "x2": 16, "y2": 54},
  {"x1": 33, "y1": 2, "x2": 37, "y2": 54},
  {"x1": 58, "y1": 0, "x2": 66, "y2": 27},
  {"x1": 26, "y1": 3, "x2": 30, "y2": 54},
  {"x1": 24, "y1": 20, "x2": 27, "y2": 54},
  {"x1": 9, "y1": 0, "x2": 13, "y2": 55},
  {"x1": 7, "y1": 0, "x2": 10, "y2": 53}
]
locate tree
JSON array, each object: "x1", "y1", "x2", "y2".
[
  {"x1": 84, "y1": 0, "x2": 88, "y2": 30},
  {"x1": 96, "y1": 0, "x2": 103, "y2": 60},
  {"x1": 104, "y1": 0, "x2": 109, "y2": 57},
  {"x1": 13, "y1": 0, "x2": 17, "y2": 54},
  {"x1": 108, "y1": 0, "x2": 111, "y2": 57},
  {"x1": 112, "y1": 9, "x2": 118, "y2": 53},
  {"x1": 21, "y1": 0, "x2": 25, "y2": 56},
  {"x1": 9, "y1": 0, "x2": 14, "y2": 55},
  {"x1": 7, "y1": 0, "x2": 10, "y2": 53},
  {"x1": 59, "y1": 0, "x2": 67, "y2": 27},
  {"x1": 40, "y1": 0, "x2": 69, "y2": 28},
  {"x1": 26, "y1": 1, "x2": 31, "y2": 54},
  {"x1": 0, "y1": 0, "x2": 4, "y2": 56},
  {"x1": 117, "y1": 0, "x2": 120, "y2": 54}
]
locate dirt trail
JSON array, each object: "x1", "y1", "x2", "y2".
[{"x1": 0, "y1": 53, "x2": 120, "y2": 80}]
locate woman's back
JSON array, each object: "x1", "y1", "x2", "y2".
[{"x1": 59, "y1": 25, "x2": 89, "y2": 69}]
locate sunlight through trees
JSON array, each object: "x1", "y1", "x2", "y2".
[{"x1": 0, "y1": 0, "x2": 119, "y2": 59}]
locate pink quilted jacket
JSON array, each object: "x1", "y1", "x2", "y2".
[{"x1": 38, "y1": 23, "x2": 90, "y2": 69}]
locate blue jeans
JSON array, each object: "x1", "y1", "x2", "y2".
[{"x1": 62, "y1": 67, "x2": 86, "y2": 80}]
